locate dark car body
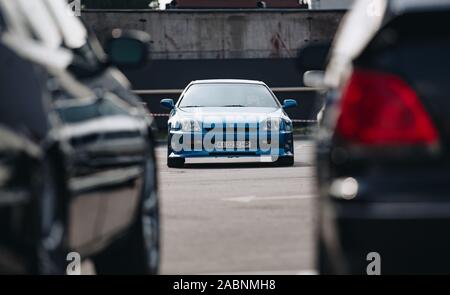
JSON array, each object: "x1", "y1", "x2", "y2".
[
  {"x1": 311, "y1": 0, "x2": 450, "y2": 274},
  {"x1": 0, "y1": 1, "x2": 159, "y2": 274}
]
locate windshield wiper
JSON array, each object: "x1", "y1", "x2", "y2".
[
  {"x1": 181, "y1": 105, "x2": 203, "y2": 108},
  {"x1": 222, "y1": 105, "x2": 245, "y2": 107}
]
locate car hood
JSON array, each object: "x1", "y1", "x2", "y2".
[{"x1": 174, "y1": 107, "x2": 284, "y2": 124}]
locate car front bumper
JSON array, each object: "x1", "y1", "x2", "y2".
[{"x1": 168, "y1": 130, "x2": 294, "y2": 162}]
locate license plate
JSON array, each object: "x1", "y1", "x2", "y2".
[{"x1": 215, "y1": 141, "x2": 251, "y2": 149}]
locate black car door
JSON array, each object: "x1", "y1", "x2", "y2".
[{"x1": 53, "y1": 82, "x2": 147, "y2": 254}]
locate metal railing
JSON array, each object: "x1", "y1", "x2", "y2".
[{"x1": 134, "y1": 87, "x2": 321, "y2": 123}]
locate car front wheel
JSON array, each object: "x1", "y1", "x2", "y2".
[
  {"x1": 167, "y1": 157, "x2": 184, "y2": 168},
  {"x1": 275, "y1": 156, "x2": 294, "y2": 167},
  {"x1": 93, "y1": 155, "x2": 160, "y2": 274},
  {"x1": 30, "y1": 158, "x2": 67, "y2": 274}
]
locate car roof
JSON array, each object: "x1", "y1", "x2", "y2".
[
  {"x1": 191, "y1": 79, "x2": 266, "y2": 85},
  {"x1": 0, "y1": 0, "x2": 87, "y2": 70},
  {"x1": 390, "y1": 0, "x2": 450, "y2": 14}
]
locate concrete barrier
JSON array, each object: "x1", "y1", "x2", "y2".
[{"x1": 81, "y1": 9, "x2": 345, "y2": 59}]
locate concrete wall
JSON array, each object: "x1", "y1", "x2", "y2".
[
  {"x1": 308, "y1": 0, "x2": 354, "y2": 10},
  {"x1": 82, "y1": 10, "x2": 345, "y2": 59}
]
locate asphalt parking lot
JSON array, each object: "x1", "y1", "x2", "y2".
[{"x1": 158, "y1": 140, "x2": 317, "y2": 275}]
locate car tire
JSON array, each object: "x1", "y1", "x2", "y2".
[
  {"x1": 317, "y1": 236, "x2": 334, "y2": 275},
  {"x1": 93, "y1": 155, "x2": 160, "y2": 275},
  {"x1": 30, "y1": 158, "x2": 67, "y2": 275},
  {"x1": 275, "y1": 156, "x2": 294, "y2": 167},
  {"x1": 167, "y1": 157, "x2": 184, "y2": 168}
]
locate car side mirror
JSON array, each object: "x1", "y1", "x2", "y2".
[
  {"x1": 106, "y1": 29, "x2": 150, "y2": 68},
  {"x1": 160, "y1": 98, "x2": 175, "y2": 110},
  {"x1": 283, "y1": 99, "x2": 298, "y2": 110},
  {"x1": 303, "y1": 70, "x2": 326, "y2": 88}
]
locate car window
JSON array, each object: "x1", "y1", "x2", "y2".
[
  {"x1": 0, "y1": 0, "x2": 102, "y2": 76},
  {"x1": 57, "y1": 102, "x2": 100, "y2": 124},
  {"x1": 57, "y1": 97, "x2": 128, "y2": 124},
  {"x1": 44, "y1": 0, "x2": 105, "y2": 77},
  {"x1": 0, "y1": 0, "x2": 73, "y2": 70},
  {"x1": 178, "y1": 84, "x2": 279, "y2": 108},
  {"x1": 15, "y1": 0, "x2": 63, "y2": 49}
]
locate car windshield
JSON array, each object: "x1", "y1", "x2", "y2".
[{"x1": 178, "y1": 83, "x2": 280, "y2": 108}]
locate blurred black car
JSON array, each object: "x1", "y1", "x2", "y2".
[
  {"x1": 0, "y1": 0, "x2": 159, "y2": 274},
  {"x1": 303, "y1": 0, "x2": 450, "y2": 274}
]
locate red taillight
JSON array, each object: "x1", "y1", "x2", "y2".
[{"x1": 336, "y1": 70, "x2": 438, "y2": 146}]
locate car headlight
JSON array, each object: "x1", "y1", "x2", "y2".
[
  {"x1": 169, "y1": 119, "x2": 181, "y2": 130},
  {"x1": 262, "y1": 118, "x2": 280, "y2": 131},
  {"x1": 284, "y1": 119, "x2": 293, "y2": 132},
  {"x1": 170, "y1": 119, "x2": 201, "y2": 132},
  {"x1": 181, "y1": 119, "x2": 201, "y2": 132}
]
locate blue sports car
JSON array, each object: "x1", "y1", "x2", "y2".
[{"x1": 160, "y1": 80, "x2": 297, "y2": 168}]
